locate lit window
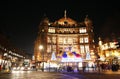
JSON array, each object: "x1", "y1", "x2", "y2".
[
  {"x1": 80, "y1": 45, "x2": 84, "y2": 53},
  {"x1": 53, "y1": 45, "x2": 56, "y2": 51},
  {"x1": 4, "y1": 53, "x2": 7, "y2": 56},
  {"x1": 109, "y1": 42, "x2": 116, "y2": 49},
  {"x1": 48, "y1": 27, "x2": 55, "y2": 33},
  {"x1": 58, "y1": 38, "x2": 63, "y2": 44},
  {"x1": 64, "y1": 38, "x2": 68, "y2": 44},
  {"x1": 84, "y1": 37, "x2": 88, "y2": 43},
  {"x1": 68, "y1": 38, "x2": 73, "y2": 44},
  {"x1": 80, "y1": 38, "x2": 84, "y2": 43},
  {"x1": 73, "y1": 38, "x2": 77, "y2": 44},
  {"x1": 52, "y1": 37, "x2": 56, "y2": 44},
  {"x1": 47, "y1": 37, "x2": 51, "y2": 43},
  {"x1": 85, "y1": 45, "x2": 89, "y2": 52},
  {"x1": 48, "y1": 23, "x2": 51, "y2": 26},
  {"x1": 79, "y1": 28, "x2": 86, "y2": 33},
  {"x1": 47, "y1": 45, "x2": 51, "y2": 53}
]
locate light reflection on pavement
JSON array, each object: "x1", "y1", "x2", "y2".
[{"x1": 0, "y1": 71, "x2": 80, "y2": 79}]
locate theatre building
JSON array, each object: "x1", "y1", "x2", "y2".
[{"x1": 34, "y1": 11, "x2": 96, "y2": 70}]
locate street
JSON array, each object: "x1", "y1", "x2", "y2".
[
  {"x1": 64, "y1": 72, "x2": 120, "y2": 79},
  {"x1": 0, "y1": 71, "x2": 79, "y2": 79},
  {"x1": 63, "y1": 70, "x2": 120, "y2": 79},
  {"x1": 0, "y1": 70, "x2": 120, "y2": 79}
]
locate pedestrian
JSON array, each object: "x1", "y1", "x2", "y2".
[{"x1": 82, "y1": 63, "x2": 86, "y2": 72}]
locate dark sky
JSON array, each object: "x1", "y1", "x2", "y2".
[{"x1": 0, "y1": 0, "x2": 120, "y2": 54}]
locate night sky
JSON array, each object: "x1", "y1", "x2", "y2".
[{"x1": 0, "y1": 0, "x2": 120, "y2": 54}]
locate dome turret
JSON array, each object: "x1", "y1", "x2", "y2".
[{"x1": 55, "y1": 10, "x2": 77, "y2": 26}]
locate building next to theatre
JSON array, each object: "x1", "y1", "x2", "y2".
[
  {"x1": 0, "y1": 33, "x2": 32, "y2": 71},
  {"x1": 98, "y1": 36, "x2": 120, "y2": 66},
  {"x1": 34, "y1": 11, "x2": 97, "y2": 70}
]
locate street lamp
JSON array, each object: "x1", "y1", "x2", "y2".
[{"x1": 39, "y1": 45, "x2": 44, "y2": 72}]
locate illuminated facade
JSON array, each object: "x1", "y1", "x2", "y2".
[
  {"x1": 98, "y1": 37, "x2": 120, "y2": 64},
  {"x1": 34, "y1": 11, "x2": 95, "y2": 63},
  {"x1": 0, "y1": 33, "x2": 30, "y2": 69}
]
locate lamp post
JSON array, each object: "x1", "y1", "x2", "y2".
[{"x1": 39, "y1": 45, "x2": 44, "y2": 72}]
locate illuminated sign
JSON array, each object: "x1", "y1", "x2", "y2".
[
  {"x1": 86, "y1": 52, "x2": 91, "y2": 60},
  {"x1": 61, "y1": 57, "x2": 82, "y2": 62},
  {"x1": 51, "y1": 52, "x2": 57, "y2": 60}
]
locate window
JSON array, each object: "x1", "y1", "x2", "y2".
[
  {"x1": 64, "y1": 38, "x2": 68, "y2": 44},
  {"x1": 80, "y1": 38, "x2": 84, "y2": 43},
  {"x1": 48, "y1": 27, "x2": 55, "y2": 33},
  {"x1": 79, "y1": 28, "x2": 87, "y2": 33},
  {"x1": 85, "y1": 45, "x2": 89, "y2": 53},
  {"x1": 52, "y1": 37, "x2": 56, "y2": 44},
  {"x1": 73, "y1": 38, "x2": 77, "y2": 44},
  {"x1": 47, "y1": 45, "x2": 51, "y2": 53},
  {"x1": 84, "y1": 37, "x2": 88, "y2": 43},
  {"x1": 80, "y1": 45, "x2": 84, "y2": 53},
  {"x1": 47, "y1": 37, "x2": 51, "y2": 43},
  {"x1": 58, "y1": 38, "x2": 63, "y2": 44},
  {"x1": 68, "y1": 38, "x2": 73, "y2": 44},
  {"x1": 64, "y1": 21, "x2": 68, "y2": 24},
  {"x1": 52, "y1": 45, "x2": 56, "y2": 51}
]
